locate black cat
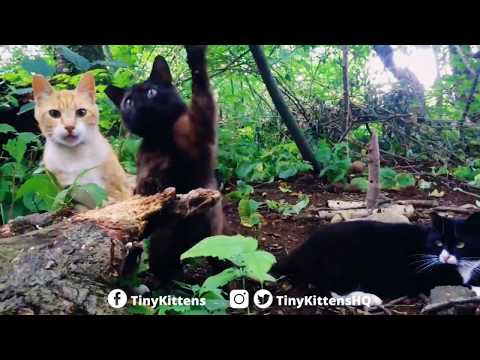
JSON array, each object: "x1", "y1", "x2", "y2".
[
  {"x1": 273, "y1": 213, "x2": 480, "y2": 301},
  {"x1": 105, "y1": 46, "x2": 224, "y2": 282}
]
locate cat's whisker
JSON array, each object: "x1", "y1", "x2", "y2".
[{"x1": 415, "y1": 258, "x2": 439, "y2": 274}]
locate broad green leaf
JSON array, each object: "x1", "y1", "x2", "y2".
[
  {"x1": 181, "y1": 234, "x2": 258, "y2": 261},
  {"x1": 15, "y1": 174, "x2": 60, "y2": 210},
  {"x1": 57, "y1": 46, "x2": 92, "y2": 72},
  {"x1": 52, "y1": 189, "x2": 70, "y2": 210},
  {"x1": 201, "y1": 267, "x2": 243, "y2": 292},
  {"x1": 289, "y1": 196, "x2": 310, "y2": 215},
  {"x1": 17, "y1": 132, "x2": 39, "y2": 145},
  {"x1": 10, "y1": 87, "x2": 32, "y2": 95},
  {"x1": 203, "y1": 298, "x2": 229, "y2": 313},
  {"x1": 3, "y1": 138, "x2": 27, "y2": 163},
  {"x1": 71, "y1": 183, "x2": 108, "y2": 209},
  {"x1": 0, "y1": 124, "x2": 16, "y2": 134},
  {"x1": 236, "y1": 250, "x2": 277, "y2": 283},
  {"x1": 395, "y1": 173, "x2": 416, "y2": 189},
  {"x1": 350, "y1": 177, "x2": 369, "y2": 192},
  {"x1": 21, "y1": 57, "x2": 55, "y2": 77},
  {"x1": 380, "y1": 167, "x2": 398, "y2": 189},
  {"x1": 238, "y1": 198, "x2": 262, "y2": 227},
  {"x1": 17, "y1": 102, "x2": 35, "y2": 115}
]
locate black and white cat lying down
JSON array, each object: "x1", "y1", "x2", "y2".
[{"x1": 273, "y1": 213, "x2": 480, "y2": 306}]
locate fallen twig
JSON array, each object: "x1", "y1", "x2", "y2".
[
  {"x1": 453, "y1": 187, "x2": 480, "y2": 199},
  {"x1": 397, "y1": 200, "x2": 439, "y2": 208},
  {"x1": 432, "y1": 206, "x2": 476, "y2": 215}
]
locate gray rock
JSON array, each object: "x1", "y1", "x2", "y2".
[{"x1": 426, "y1": 286, "x2": 478, "y2": 315}]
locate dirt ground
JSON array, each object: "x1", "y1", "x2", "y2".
[{"x1": 213, "y1": 172, "x2": 480, "y2": 315}]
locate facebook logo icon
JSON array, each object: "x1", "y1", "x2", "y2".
[{"x1": 107, "y1": 289, "x2": 128, "y2": 308}]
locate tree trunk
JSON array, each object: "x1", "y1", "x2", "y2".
[
  {"x1": 341, "y1": 45, "x2": 352, "y2": 138},
  {"x1": 0, "y1": 188, "x2": 220, "y2": 315},
  {"x1": 249, "y1": 45, "x2": 322, "y2": 174},
  {"x1": 366, "y1": 132, "x2": 380, "y2": 210}
]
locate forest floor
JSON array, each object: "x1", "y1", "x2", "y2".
[{"x1": 189, "y1": 172, "x2": 480, "y2": 315}]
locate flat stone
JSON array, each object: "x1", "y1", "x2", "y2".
[{"x1": 427, "y1": 286, "x2": 477, "y2": 315}]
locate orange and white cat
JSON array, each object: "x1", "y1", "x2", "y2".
[{"x1": 32, "y1": 73, "x2": 133, "y2": 205}]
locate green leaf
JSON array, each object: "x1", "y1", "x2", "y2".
[
  {"x1": 289, "y1": 196, "x2": 310, "y2": 215},
  {"x1": 71, "y1": 183, "x2": 108, "y2": 209},
  {"x1": 3, "y1": 138, "x2": 27, "y2": 163},
  {"x1": 453, "y1": 166, "x2": 474, "y2": 181},
  {"x1": 203, "y1": 298, "x2": 229, "y2": 313},
  {"x1": 277, "y1": 164, "x2": 297, "y2": 179},
  {"x1": 57, "y1": 46, "x2": 92, "y2": 72},
  {"x1": 21, "y1": 57, "x2": 55, "y2": 77},
  {"x1": 17, "y1": 102, "x2": 35, "y2": 115},
  {"x1": 227, "y1": 180, "x2": 254, "y2": 202},
  {"x1": 181, "y1": 234, "x2": 258, "y2": 261},
  {"x1": 201, "y1": 267, "x2": 243, "y2": 292},
  {"x1": 236, "y1": 250, "x2": 277, "y2": 283},
  {"x1": 17, "y1": 132, "x2": 39, "y2": 145},
  {"x1": 0, "y1": 124, "x2": 16, "y2": 134},
  {"x1": 380, "y1": 167, "x2": 398, "y2": 189},
  {"x1": 395, "y1": 173, "x2": 416, "y2": 189},
  {"x1": 15, "y1": 174, "x2": 60, "y2": 210},
  {"x1": 236, "y1": 162, "x2": 255, "y2": 179},
  {"x1": 238, "y1": 198, "x2": 262, "y2": 227},
  {"x1": 52, "y1": 189, "x2": 70, "y2": 210},
  {"x1": 128, "y1": 305, "x2": 155, "y2": 315},
  {"x1": 10, "y1": 87, "x2": 32, "y2": 95},
  {"x1": 350, "y1": 177, "x2": 369, "y2": 192}
]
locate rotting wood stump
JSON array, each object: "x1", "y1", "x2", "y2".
[{"x1": 0, "y1": 187, "x2": 221, "y2": 315}]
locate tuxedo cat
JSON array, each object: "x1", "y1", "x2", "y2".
[
  {"x1": 106, "y1": 46, "x2": 224, "y2": 281},
  {"x1": 274, "y1": 213, "x2": 480, "y2": 304}
]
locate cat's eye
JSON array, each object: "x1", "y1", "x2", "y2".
[
  {"x1": 435, "y1": 240, "x2": 443, "y2": 247},
  {"x1": 48, "y1": 109, "x2": 61, "y2": 118},
  {"x1": 147, "y1": 88, "x2": 157, "y2": 99},
  {"x1": 76, "y1": 108, "x2": 87, "y2": 117},
  {"x1": 124, "y1": 98, "x2": 133, "y2": 109},
  {"x1": 456, "y1": 242, "x2": 465, "y2": 249}
]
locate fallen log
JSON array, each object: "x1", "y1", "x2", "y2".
[
  {"x1": 319, "y1": 204, "x2": 415, "y2": 222},
  {"x1": 0, "y1": 187, "x2": 221, "y2": 315}
]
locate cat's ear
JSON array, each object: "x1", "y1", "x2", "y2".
[
  {"x1": 76, "y1": 72, "x2": 96, "y2": 101},
  {"x1": 430, "y1": 212, "x2": 444, "y2": 231},
  {"x1": 105, "y1": 85, "x2": 125, "y2": 108},
  {"x1": 465, "y1": 212, "x2": 480, "y2": 227},
  {"x1": 32, "y1": 75, "x2": 54, "y2": 102},
  {"x1": 149, "y1": 55, "x2": 172, "y2": 85}
]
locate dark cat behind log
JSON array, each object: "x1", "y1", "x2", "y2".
[
  {"x1": 106, "y1": 46, "x2": 224, "y2": 281},
  {"x1": 274, "y1": 213, "x2": 480, "y2": 303}
]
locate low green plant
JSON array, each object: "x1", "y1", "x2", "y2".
[
  {"x1": 238, "y1": 198, "x2": 262, "y2": 227},
  {"x1": 0, "y1": 123, "x2": 107, "y2": 223},
  {"x1": 266, "y1": 195, "x2": 310, "y2": 216},
  {"x1": 126, "y1": 234, "x2": 277, "y2": 315},
  {"x1": 315, "y1": 140, "x2": 352, "y2": 183},
  {"x1": 349, "y1": 167, "x2": 416, "y2": 192},
  {"x1": 181, "y1": 234, "x2": 277, "y2": 284}
]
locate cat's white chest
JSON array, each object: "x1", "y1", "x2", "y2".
[{"x1": 43, "y1": 137, "x2": 109, "y2": 188}]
